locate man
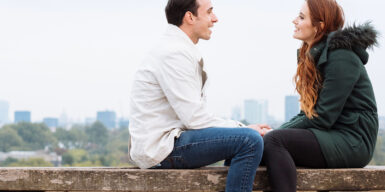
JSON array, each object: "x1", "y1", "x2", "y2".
[{"x1": 128, "y1": 0, "x2": 266, "y2": 191}]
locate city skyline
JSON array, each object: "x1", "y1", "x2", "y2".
[
  {"x1": 285, "y1": 95, "x2": 300, "y2": 122},
  {"x1": 0, "y1": 97, "x2": 283, "y2": 124},
  {"x1": 1, "y1": 0, "x2": 384, "y2": 122},
  {"x1": 0, "y1": 102, "x2": 129, "y2": 128},
  {"x1": 1, "y1": 99, "x2": 385, "y2": 130},
  {"x1": 0, "y1": 100, "x2": 9, "y2": 124}
]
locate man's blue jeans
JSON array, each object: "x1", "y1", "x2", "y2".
[{"x1": 153, "y1": 127, "x2": 263, "y2": 192}]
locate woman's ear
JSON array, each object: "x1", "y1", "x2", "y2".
[{"x1": 320, "y1": 21, "x2": 325, "y2": 30}]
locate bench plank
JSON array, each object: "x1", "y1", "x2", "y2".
[{"x1": 0, "y1": 167, "x2": 384, "y2": 191}]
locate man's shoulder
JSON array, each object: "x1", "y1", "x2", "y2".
[{"x1": 149, "y1": 36, "x2": 196, "y2": 60}]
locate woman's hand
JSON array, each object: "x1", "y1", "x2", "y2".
[{"x1": 248, "y1": 124, "x2": 272, "y2": 136}]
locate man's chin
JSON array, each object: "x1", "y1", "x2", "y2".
[{"x1": 201, "y1": 35, "x2": 211, "y2": 40}]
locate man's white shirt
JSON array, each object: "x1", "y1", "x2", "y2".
[{"x1": 128, "y1": 24, "x2": 243, "y2": 169}]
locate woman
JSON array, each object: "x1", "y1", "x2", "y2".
[{"x1": 262, "y1": 0, "x2": 379, "y2": 191}]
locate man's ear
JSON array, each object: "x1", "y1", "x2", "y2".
[{"x1": 183, "y1": 11, "x2": 195, "y2": 25}]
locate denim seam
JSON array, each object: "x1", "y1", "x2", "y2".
[
  {"x1": 174, "y1": 136, "x2": 245, "y2": 150},
  {"x1": 240, "y1": 144, "x2": 256, "y2": 192},
  {"x1": 244, "y1": 136, "x2": 262, "y2": 192}
]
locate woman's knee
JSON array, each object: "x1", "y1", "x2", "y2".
[{"x1": 263, "y1": 129, "x2": 285, "y2": 150}]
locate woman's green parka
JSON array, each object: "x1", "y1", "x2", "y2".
[{"x1": 279, "y1": 23, "x2": 379, "y2": 168}]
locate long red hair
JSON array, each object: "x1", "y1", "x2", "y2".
[{"x1": 295, "y1": 0, "x2": 344, "y2": 118}]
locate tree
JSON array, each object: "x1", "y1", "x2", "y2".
[
  {"x1": 85, "y1": 122, "x2": 108, "y2": 149},
  {"x1": 0, "y1": 157, "x2": 18, "y2": 166},
  {"x1": 10, "y1": 122, "x2": 57, "y2": 151},
  {"x1": 370, "y1": 130, "x2": 385, "y2": 165},
  {"x1": 7, "y1": 158, "x2": 53, "y2": 167},
  {"x1": 0, "y1": 127, "x2": 23, "y2": 152},
  {"x1": 69, "y1": 126, "x2": 88, "y2": 148},
  {"x1": 61, "y1": 149, "x2": 89, "y2": 166},
  {"x1": 62, "y1": 152, "x2": 74, "y2": 166},
  {"x1": 54, "y1": 128, "x2": 78, "y2": 149}
]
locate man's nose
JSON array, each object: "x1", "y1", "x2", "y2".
[{"x1": 212, "y1": 13, "x2": 218, "y2": 23}]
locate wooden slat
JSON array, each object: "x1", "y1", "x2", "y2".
[{"x1": 0, "y1": 167, "x2": 384, "y2": 191}]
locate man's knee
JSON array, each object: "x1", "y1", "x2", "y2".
[{"x1": 240, "y1": 128, "x2": 264, "y2": 151}]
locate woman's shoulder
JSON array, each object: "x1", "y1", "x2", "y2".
[
  {"x1": 323, "y1": 49, "x2": 363, "y2": 74},
  {"x1": 327, "y1": 48, "x2": 361, "y2": 63}
]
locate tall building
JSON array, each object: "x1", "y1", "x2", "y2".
[
  {"x1": 231, "y1": 106, "x2": 242, "y2": 121},
  {"x1": 97, "y1": 111, "x2": 116, "y2": 129},
  {"x1": 379, "y1": 116, "x2": 385, "y2": 130},
  {"x1": 119, "y1": 118, "x2": 130, "y2": 129},
  {"x1": 285, "y1": 95, "x2": 300, "y2": 122},
  {"x1": 0, "y1": 100, "x2": 9, "y2": 125},
  {"x1": 59, "y1": 111, "x2": 69, "y2": 129},
  {"x1": 244, "y1": 100, "x2": 258, "y2": 124},
  {"x1": 43, "y1": 118, "x2": 59, "y2": 128},
  {"x1": 256, "y1": 100, "x2": 268, "y2": 124},
  {"x1": 244, "y1": 100, "x2": 268, "y2": 124},
  {"x1": 14, "y1": 111, "x2": 31, "y2": 123}
]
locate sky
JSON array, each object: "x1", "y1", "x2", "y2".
[{"x1": 0, "y1": 0, "x2": 384, "y2": 123}]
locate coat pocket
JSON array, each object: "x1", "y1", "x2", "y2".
[
  {"x1": 347, "y1": 134, "x2": 364, "y2": 150},
  {"x1": 336, "y1": 112, "x2": 359, "y2": 125}
]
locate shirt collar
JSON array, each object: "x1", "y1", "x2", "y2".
[{"x1": 165, "y1": 24, "x2": 202, "y2": 61}]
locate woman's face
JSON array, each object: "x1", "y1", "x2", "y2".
[{"x1": 292, "y1": 2, "x2": 317, "y2": 44}]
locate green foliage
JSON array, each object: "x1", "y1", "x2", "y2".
[
  {"x1": 71, "y1": 160, "x2": 102, "y2": 167},
  {"x1": 0, "y1": 157, "x2": 18, "y2": 166},
  {"x1": 4, "y1": 122, "x2": 56, "y2": 151},
  {"x1": 6, "y1": 158, "x2": 53, "y2": 167},
  {"x1": 0, "y1": 122, "x2": 132, "y2": 167},
  {"x1": 62, "y1": 149, "x2": 89, "y2": 165},
  {"x1": 62, "y1": 152, "x2": 74, "y2": 165},
  {"x1": 54, "y1": 127, "x2": 87, "y2": 149},
  {"x1": 0, "y1": 127, "x2": 23, "y2": 152},
  {"x1": 370, "y1": 130, "x2": 385, "y2": 165},
  {"x1": 61, "y1": 149, "x2": 107, "y2": 167},
  {"x1": 54, "y1": 128, "x2": 76, "y2": 149},
  {"x1": 86, "y1": 121, "x2": 108, "y2": 146},
  {"x1": 69, "y1": 125, "x2": 88, "y2": 148}
]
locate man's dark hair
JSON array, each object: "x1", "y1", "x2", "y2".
[{"x1": 165, "y1": 0, "x2": 199, "y2": 27}]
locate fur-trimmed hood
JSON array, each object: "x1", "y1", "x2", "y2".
[
  {"x1": 312, "y1": 22, "x2": 379, "y2": 65},
  {"x1": 328, "y1": 22, "x2": 379, "y2": 51}
]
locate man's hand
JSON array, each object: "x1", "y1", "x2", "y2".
[{"x1": 248, "y1": 124, "x2": 272, "y2": 136}]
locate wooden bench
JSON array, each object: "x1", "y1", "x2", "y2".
[{"x1": 0, "y1": 166, "x2": 384, "y2": 191}]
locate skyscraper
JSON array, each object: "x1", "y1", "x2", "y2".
[
  {"x1": 379, "y1": 116, "x2": 385, "y2": 130},
  {"x1": 256, "y1": 100, "x2": 268, "y2": 124},
  {"x1": 244, "y1": 100, "x2": 258, "y2": 124},
  {"x1": 231, "y1": 106, "x2": 242, "y2": 121},
  {"x1": 43, "y1": 118, "x2": 59, "y2": 128},
  {"x1": 97, "y1": 111, "x2": 116, "y2": 129},
  {"x1": 119, "y1": 118, "x2": 130, "y2": 129},
  {"x1": 244, "y1": 99, "x2": 269, "y2": 125},
  {"x1": 0, "y1": 100, "x2": 9, "y2": 125},
  {"x1": 285, "y1": 95, "x2": 300, "y2": 122},
  {"x1": 59, "y1": 111, "x2": 69, "y2": 129},
  {"x1": 14, "y1": 111, "x2": 31, "y2": 123}
]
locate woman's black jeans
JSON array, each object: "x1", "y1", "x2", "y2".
[{"x1": 262, "y1": 128, "x2": 327, "y2": 192}]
